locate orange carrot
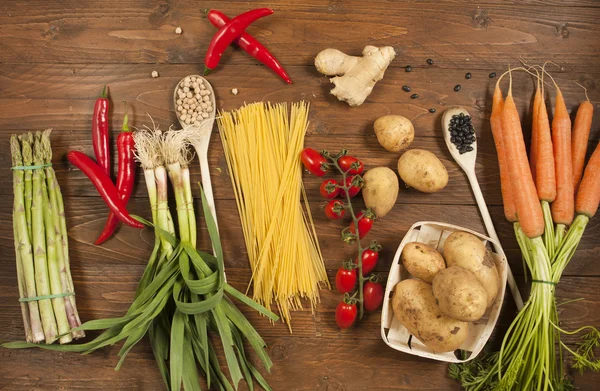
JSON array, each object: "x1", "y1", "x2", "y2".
[
  {"x1": 571, "y1": 87, "x2": 594, "y2": 192},
  {"x1": 529, "y1": 72, "x2": 542, "y2": 183},
  {"x1": 533, "y1": 69, "x2": 556, "y2": 202},
  {"x1": 490, "y1": 83, "x2": 518, "y2": 223},
  {"x1": 501, "y1": 70, "x2": 545, "y2": 238},
  {"x1": 576, "y1": 142, "x2": 600, "y2": 218},
  {"x1": 547, "y1": 75, "x2": 575, "y2": 225}
]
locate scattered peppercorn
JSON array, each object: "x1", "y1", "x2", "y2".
[
  {"x1": 489, "y1": 72, "x2": 497, "y2": 78},
  {"x1": 454, "y1": 85, "x2": 462, "y2": 92},
  {"x1": 465, "y1": 72, "x2": 472, "y2": 79},
  {"x1": 426, "y1": 59, "x2": 434, "y2": 65},
  {"x1": 405, "y1": 65, "x2": 412, "y2": 72},
  {"x1": 429, "y1": 108, "x2": 436, "y2": 113},
  {"x1": 448, "y1": 113, "x2": 476, "y2": 154},
  {"x1": 402, "y1": 85, "x2": 411, "y2": 92},
  {"x1": 410, "y1": 93, "x2": 418, "y2": 99}
]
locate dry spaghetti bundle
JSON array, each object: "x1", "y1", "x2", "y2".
[{"x1": 218, "y1": 101, "x2": 328, "y2": 328}]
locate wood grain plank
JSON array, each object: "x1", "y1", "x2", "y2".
[
  {"x1": 1, "y1": 64, "x2": 599, "y2": 135},
  {"x1": 0, "y1": 1, "x2": 598, "y2": 72},
  {"x1": 0, "y1": 336, "x2": 597, "y2": 391}
]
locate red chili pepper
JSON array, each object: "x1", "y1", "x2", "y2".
[
  {"x1": 207, "y1": 10, "x2": 292, "y2": 84},
  {"x1": 67, "y1": 151, "x2": 143, "y2": 229},
  {"x1": 204, "y1": 8, "x2": 274, "y2": 74},
  {"x1": 92, "y1": 85, "x2": 110, "y2": 176},
  {"x1": 95, "y1": 110, "x2": 137, "y2": 244}
]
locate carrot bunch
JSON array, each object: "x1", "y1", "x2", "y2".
[{"x1": 450, "y1": 66, "x2": 599, "y2": 391}]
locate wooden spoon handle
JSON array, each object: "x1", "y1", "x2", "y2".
[{"x1": 467, "y1": 171, "x2": 524, "y2": 310}]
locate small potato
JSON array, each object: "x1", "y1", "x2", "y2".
[
  {"x1": 362, "y1": 167, "x2": 399, "y2": 218},
  {"x1": 432, "y1": 266, "x2": 488, "y2": 321},
  {"x1": 392, "y1": 279, "x2": 468, "y2": 352},
  {"x1": 374, "y1": 115, "x2": 414, "y2": 152},
  {"x1": 443, "y1": 231, "x2": 500, "y2": 308},
  {"x1": 401, "y1": 242, "x2": 445, "y2": 283},
  {"x1": 397, "y1": 149, "x2": 448, "y2": 193}
]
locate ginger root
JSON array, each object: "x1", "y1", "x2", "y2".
[{"x1": 315, "y1": 46, "x2": 396, "y2": 107}]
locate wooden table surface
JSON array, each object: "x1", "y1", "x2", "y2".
[{"x1": 1, "y1": 1, "x2": 599, "y2": 390}]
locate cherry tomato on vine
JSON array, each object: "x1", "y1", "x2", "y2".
[
  {"x1": 363, "y1": 282, "x2": 384, "y2": 311},
  {"x1": 324, "y1": 200, "x2": 346, "y2": 220},
  {"x1": 338, "y1": 156, "x2": 364, "y2": 175},
  {"x1": 301, "y1": 148, "x2": 328, "y2": 176},
  {"x1": 349, "y1": 212, "x2": 375, "y2": 239},
  {"x1": 335, "y1": 267, "x2": 357, "y2": 293},
  {"x1": 320, "y1": 179, "x2": 340, "y2": 199},
  {"x1": 339, "y1": 175, "x2": 362, "y2": 198},
  {"x1": 335, "y1": 301, "x2": 357, "y2": 328},
  {"x1": 359, "y1": 249, "x2": 380, "y2": 275}
]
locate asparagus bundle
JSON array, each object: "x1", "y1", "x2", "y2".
[{"x1": 10, "y1": 130, "x2": 83, "y2": 344}]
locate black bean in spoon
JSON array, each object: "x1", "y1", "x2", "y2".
[{"x1": 448, "y1": 113, "x2": 476, "y2": 154}]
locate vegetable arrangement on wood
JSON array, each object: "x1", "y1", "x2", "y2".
[
  {"x1": 68, "y1": 88, "x2": 142, "y2": 241},
  {"x1": 5, "y1": 124, "x2": 279, "y2": 391},
  {"x1": 449, "y1": 66, "x2": 599, "y2": 391},
  {"x1": 301, "y1": 149, "x2": 388, "y2": 327},
  {"x1": 392, "y1": 231, "x2": 501, "y2": 353}
]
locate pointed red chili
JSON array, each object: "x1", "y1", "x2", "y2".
[
  {"x1": 92, "y1": 85, "x2": 110, "y2": 176},
  {"x1": 204, "y1": 8, "x2": 274, "y2": 74},
  {"x1": 67, "y1": 151, "x2": 143, "y2": 229},
  {"x1": 207, "y1": 10, "x2": 292, "y2": 84},
  {"x1": 95, "y1": 108, "x2": 137, "y2": 244}
]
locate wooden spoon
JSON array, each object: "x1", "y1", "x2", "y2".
[
  {"x1": 173, "y1": 75, "x2": 218, "y2": 230},
  {"x1": 442, "y1": 106, "x2": 524, "y2": 310}
]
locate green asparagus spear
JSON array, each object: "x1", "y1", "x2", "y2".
[
  {"x1": 40, "y1": 161, "x2": 72, "y2": 344},
  {"x1": 20, "y1": 133, "x2": 33, "y2": 242},
  {"x1": 32, "y1": 132, "x2": 58, "y2": 343},
  {"x1": 41, "y1": 130, "x2": 83, "y2": 338},
  {"x1": 11, "y1": 134, "x2": 45, "y2": 342}
]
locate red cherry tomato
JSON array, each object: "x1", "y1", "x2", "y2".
[
  {"x1": 301, "y1": 148, "x2": 328, "y2": 176},
  {"x1": 338, "y1": 156, "x2": 364, "y2": 175},
  {"x1": 335, "y1": 267, "x2": 357, "y2": 293},
  {"x1": 320, "y1": 179, "x2": 340, "y2": 199},
  {"x1": 339, "y1": 175, "x2": 362, "y2": 198},
  {"x1": 363, "y1": 282, "x2": 384, "y2": 311},
  {"x1": 349, "y1": 212, "x2": 374, "y2": 239},
  {"x1": 335, "y1": 302, "x2": 357, "y2": 328},
  {"x1": 324, "y1": 200, "x2": 346, "y2": 220},
  {"x1": 359, "y1": 249, "x2": 380, "y2": 275}
]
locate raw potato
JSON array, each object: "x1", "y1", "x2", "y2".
[
  {"x1": 362, "y1": 167, "x2": 399, "y2": 218},
  {"x1": 443, "y1": 231, "x2": 500, "y2": 308},
  {"x1": 374, "y1": 115, "x2": 414, "y2": 152},
  {"x1": 397, "y1": 149, "x2": 448, "y2": 193},
  {"x1": 392, "y1": 279, "x2": 468, "y2": 352},
  {"x1": 432, "y1": 266, "x2": 488, "y2": 321},
  {"x1": 401, "y1": 242, "x2": 445, "y2": 283}
]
